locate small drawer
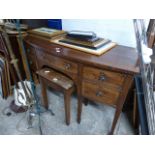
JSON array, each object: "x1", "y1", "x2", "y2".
[
  {"x1": 56, "y1": 58, "x2": 78, "y2": 74},
  {"x1": 82, "y1": 81, "x2": 120, "y2": 106},
  {"x1": 37, "y1": 51, "x2": 78, "y2": 74},
  {"x1": 83, "y1": 66, "x2": 125, "y2": 86}
]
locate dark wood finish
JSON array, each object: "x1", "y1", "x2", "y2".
[
  {"x1": 36, "y1": 51, "x2": 78, "y2": 74},
  {"x1": 36, "y1": 68, "x2": 74, "y2": 89},
  {"x1": 25, "y1": 36, "x2": 139, "y2": 74},
  {"x1": 109, "y1": 75, "x2": 133, "y2": 134},
  {"x1": 64, "y1": 87, "x2": 75, "y2": 125},
  {"x1": 147, "y1": 19, "x2": 155, "y2": 48},
  {"x1": 8, "y1": 35, "x2": 26, "y2": 80},
  {"x1": 25, "y1": 36, "x2": 139, "y2": 134},
  {"x1": 37, "y1": 68, "x2": 75, "y2": 125},
  {"x1": 0, "y1": 32, "x2": 26, "y2": 81},
  {"x1": 83, "y1": 66, "x2": 125, "y2": 85},
  {"x1": 24, "y1": 42, "x2": 38, "y2": 83},
  {"x1": 39, "y1": 76, "x2": 48, "y2": 109},
  {"x1": 77, "y1": 64, "x2": 83, "y2": 123},
  {"x1": 82, "y1": 81, "x2": 120, "y2": 106}
]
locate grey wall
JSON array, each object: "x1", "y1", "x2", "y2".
[{"x1": 62, "y1": 19, "x2": 136, "y2": 47}]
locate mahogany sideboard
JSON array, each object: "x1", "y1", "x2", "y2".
[{"x1": 24, "y1": 36, "x2": 139, "y2": 134}]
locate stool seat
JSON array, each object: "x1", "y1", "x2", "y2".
[
  {"x1": 36, "y1": 67, "x2": 75, "y2": 125},
  {"x1": 36, "y1": 68, "x2": 74, "y2": 90}
]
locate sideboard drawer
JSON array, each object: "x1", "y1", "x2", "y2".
[
  {"x1": 82, "y1": 81, "x2": 120, "y2": 106},
  {"x1": 37, "y1": 51, "x2": 78, "y2": 74},
  {"x1": 83, "y1": 66, "x2": 125, "y2": 86}
]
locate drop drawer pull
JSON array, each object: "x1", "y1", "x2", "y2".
[
  {"x1": 55, "y1": 48, "x2": 61, "y2": 53},
  {"x1": 96, "y1": 91, "x2": 103, "y2": 97},
  {"x1": 98, "y1": 75, "x2": 105, "y2": 81},
  {"x1": 65, "y1": 63, "x2": 71, "y2": 70},
  {"x1": 98, "y1": 72, "x2": 106, "y2": 81}
]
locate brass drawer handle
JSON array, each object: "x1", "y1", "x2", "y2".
[
  {"x1": 55, "y1": 47, "x2": 61, "y2": 53},
  {"x1": 96, "y1": 91, "x2": 103, "y2": 97},
  {"x1": 98, "y1": 72, "x2": 106, "y2": 81},
  {"x1": 98, "y1": 75, "x2": 105, "y2": 81},
  {"x1": 65, "y1": 63, "x2": 71, "y2": 70}
]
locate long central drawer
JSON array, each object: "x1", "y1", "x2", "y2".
[{"x1": 36, "y1": 50, "x2": 78, "y2": 74}]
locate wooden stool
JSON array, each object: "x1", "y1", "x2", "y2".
[{"x1": 36, "y1": 68, "x2": 75, "y2": 125}]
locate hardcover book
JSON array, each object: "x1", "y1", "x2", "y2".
[{"x1": 59, "y1": 37, "x2": 111, "y2": 49}]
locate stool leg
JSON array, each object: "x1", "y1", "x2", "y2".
[
  {"x1": 64, "y1": 91, "x2": 71, "y2": 125},
  {"x1": 109, "y1": 106, "x2": 122, "y2": 135},
  {"x1": 40, "y1": 78, "x2": 48, "y2": 109}
]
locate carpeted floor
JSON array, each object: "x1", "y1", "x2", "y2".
[{"x1": 0, "y1": 85, "x2": 135, "y2": 135}]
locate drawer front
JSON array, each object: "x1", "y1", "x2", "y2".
[
  {"x1": 37, "y1": 50, "x2": 78, "y2": 74},
  {"x1": 82, "y1": 81, "x2": 120, "y2": 105},
  {"x1": 83, "y1": 66, "x2": 125, "y2": 86}
]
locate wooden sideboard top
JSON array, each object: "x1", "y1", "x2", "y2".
[{"x1": 25, "y1": 36, "x2": 139, "y2": 75}]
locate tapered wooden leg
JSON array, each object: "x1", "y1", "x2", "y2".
[
  {"x1": 77, "y1": 85, "x2": 83, "y2": 123},
  {"x1": 77, "y1": 96, "x2": 83, "y2": 123},
  {"x1": 109, "y1": 75, "x2": 133, "y2": 135},
  {"x1": 109, "y1": 106, "x2": 122, "y2": 135},
  {"x1": 40, "y1": 78, "x2": 48, "y2": 109},
  {"x1": 64, "y1": 90, "x2": 71, "y2": 125},
  {"x1": 77, "y1": 64, "x2": 83, "y2": 123}
]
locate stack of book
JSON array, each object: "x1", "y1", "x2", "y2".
[
  {"x1": 59, "y1": 31, "x2": 113, "y2": 50},
  {"x1": 28, "y1": 27, "x2": 66, "y2": 41},
  {"x1": 59, "y1": 36, "x2": 111, "y2": 50}
]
